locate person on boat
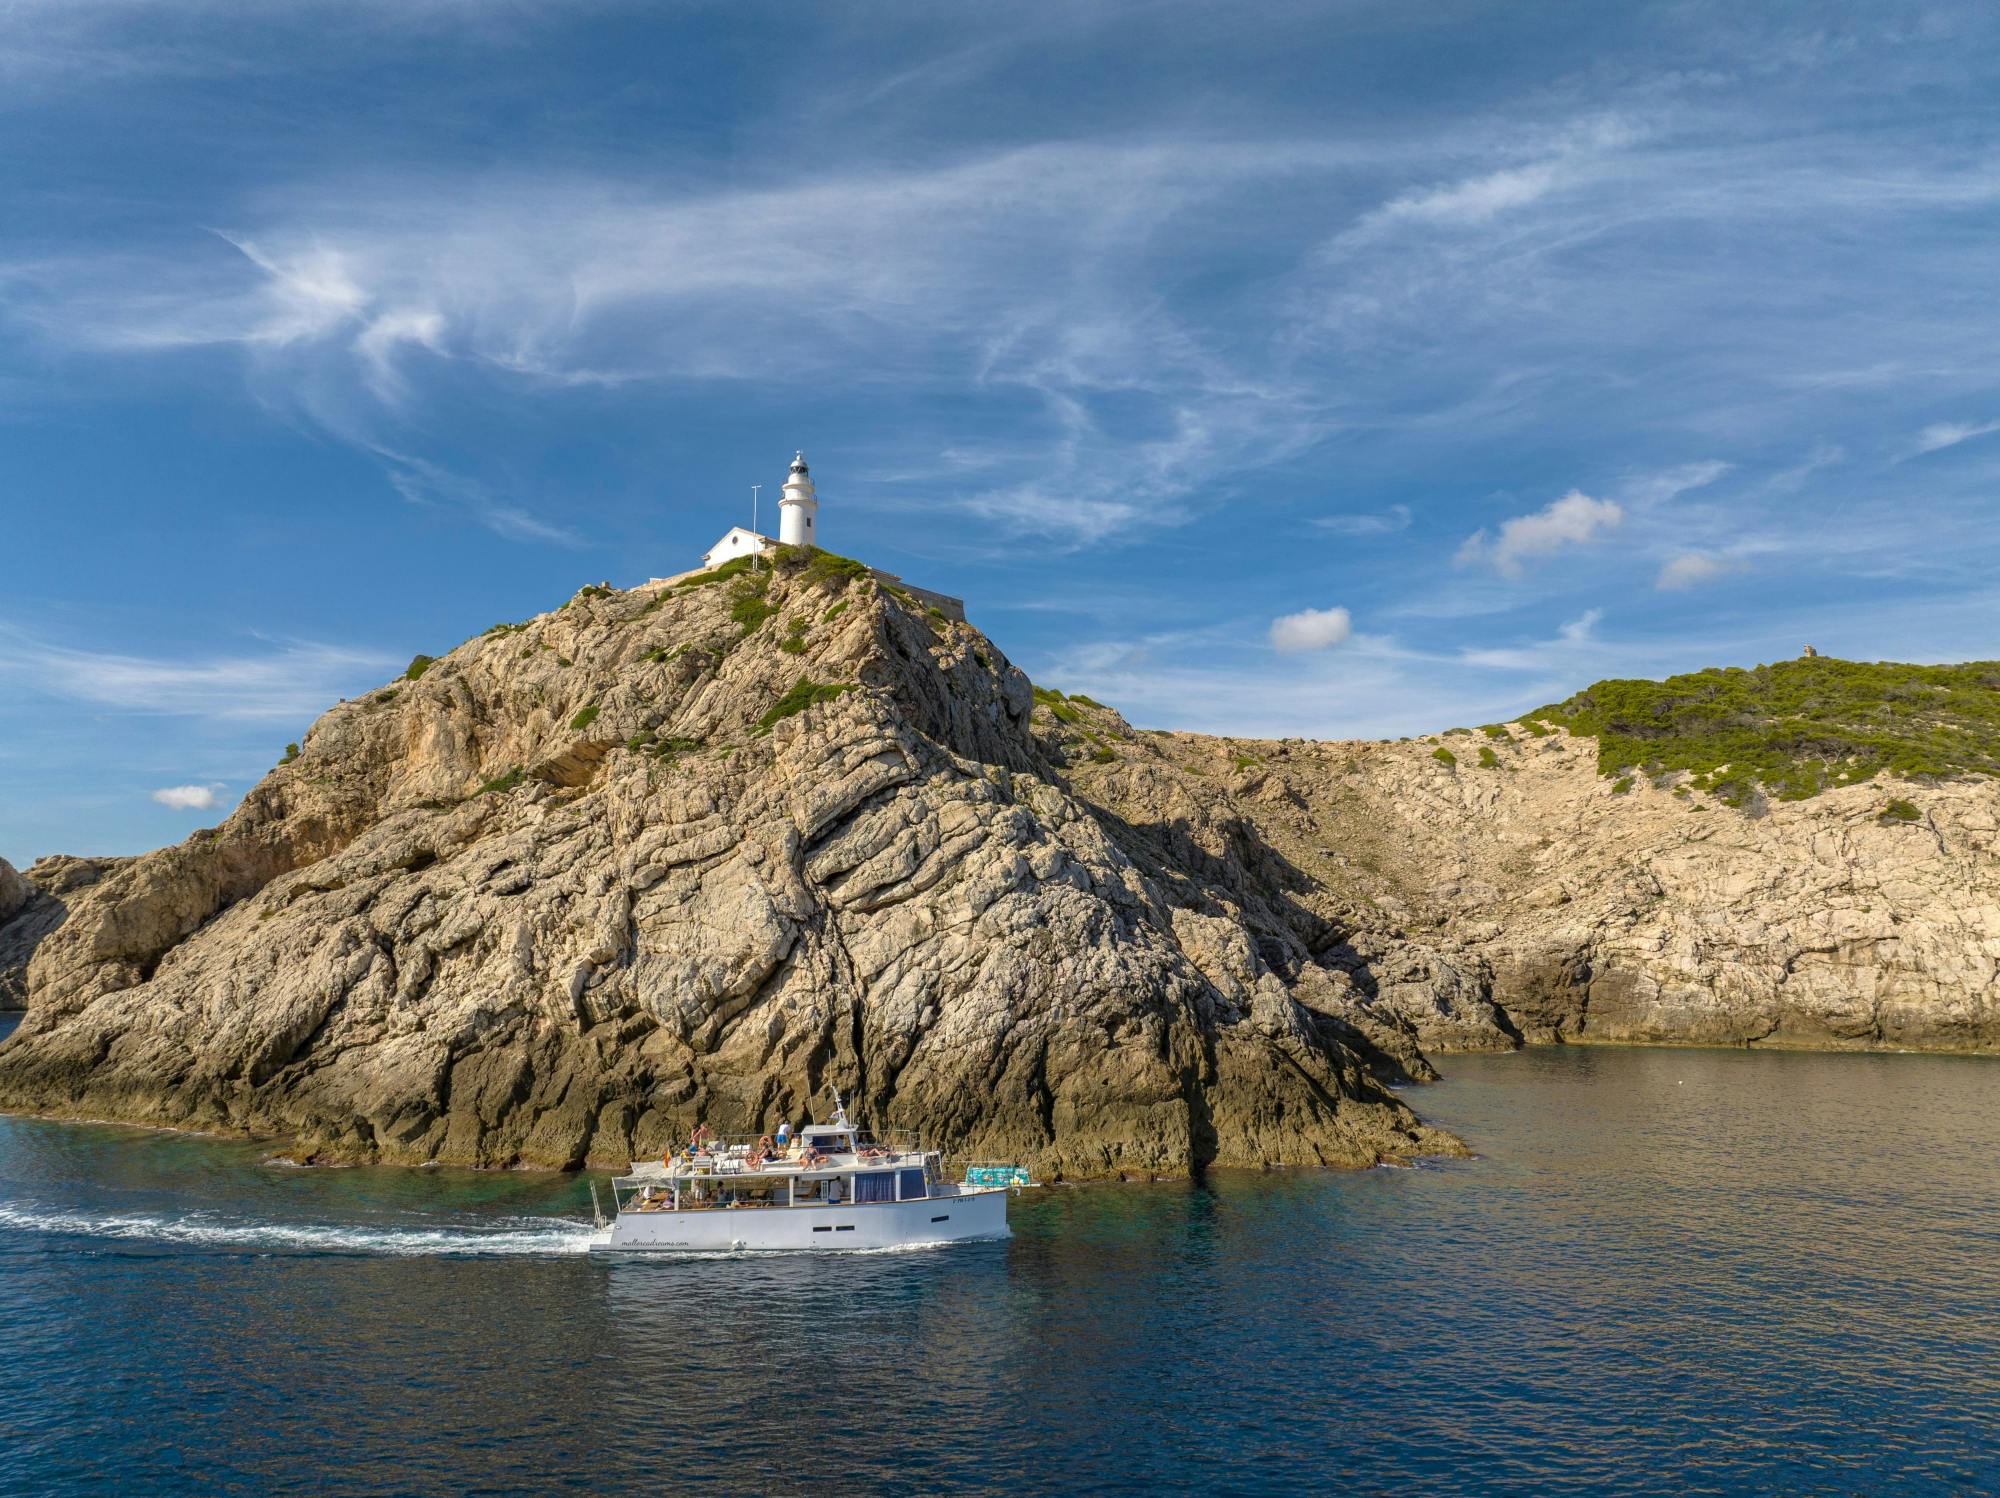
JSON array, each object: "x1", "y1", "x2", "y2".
[
  {"x1": 690, "y1": 1122, "x2": 713, "y2": 1154},
  {"x1": 775, "y1": 1120, "x2": 792, "y2": 1153}
]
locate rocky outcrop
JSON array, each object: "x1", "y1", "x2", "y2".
[
  {"x1": 0, "y1": 856, "x2": 127, "y2": 1011},
  {"x1": 0, "y1": 559, "x2": 1447, "y2": 1175},
  {"x1": 4, "y1": 555, "x2": 1993, "y2": 1174},
  {"x1": 1072, "y1": 723, "x2": 2000, "y2": 1056}
]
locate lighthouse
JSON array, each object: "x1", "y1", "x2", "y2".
[
  {"x1": 778, "y1": 451, "x2": 817, "y2": 547},
  {"x1": 673, "y1": 450, "x2": 965, "y2": 620}
]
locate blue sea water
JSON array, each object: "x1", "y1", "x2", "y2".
[{"x1": 2, "y1": 1011, "x2": 1996, "y2": 1496}]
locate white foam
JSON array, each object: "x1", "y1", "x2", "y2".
[{"x1": 0, "y1": 1201, "x2": 596, "y2": 1257}]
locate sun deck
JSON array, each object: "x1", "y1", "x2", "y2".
[{"x1": 611, "y1": 1119, "x2": 946, "y2": 1214}]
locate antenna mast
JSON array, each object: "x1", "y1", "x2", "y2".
[{"x1": 751, "y1": 483, "x2": 762, "y2": 572}]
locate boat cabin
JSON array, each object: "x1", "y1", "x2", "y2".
[{"x1": 609, "y1": 1094, "x2": 937, "y2": 1216}]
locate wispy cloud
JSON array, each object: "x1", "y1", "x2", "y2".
[
  {"x1": 0, "y1": 626, "x2": 396, "y2": 721},
  {"x1": 1623, "y1": 461, "x2": 1731, "y2": 507},
  {"x1": 1910, "y1": 418, "x2": 2000, "y2": 456},
  {"x1": 4, "y1": 143, "x2": 1364, "y2": 546},
  {"x1": 1456, "y1": 490, "x2": 1623, "y2": 578},
  {"x1": 1657, "y1": 550, "x2": 1738, "y2": 590},
  {"x1": 1313, "y1": 504, "x2": 1411, "y2": 536},
  {"x1": 371, "y1": 445, "x2": 586, "y2": 547}
]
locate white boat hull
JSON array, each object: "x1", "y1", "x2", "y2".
[{"x1": 589, "y1": 1183, "x2": 1011, "y2": 1253}]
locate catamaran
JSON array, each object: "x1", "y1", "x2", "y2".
[{"x1": 588, "y1": 1094, "x2": 1031, "y2": 1253}]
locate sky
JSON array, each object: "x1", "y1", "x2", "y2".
[{"x1": 3, "y1": 0, "x2": 1999, "y2": 860}]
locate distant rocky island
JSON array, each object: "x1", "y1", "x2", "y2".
[{"x1": 1, "y1": 547, "x2": 1995, "y2": 1176}]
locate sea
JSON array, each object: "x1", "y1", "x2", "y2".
[{"x1": 2, "y1": 1010, "x2": 1996, "y2": 1496}]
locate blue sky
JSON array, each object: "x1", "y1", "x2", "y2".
[{"x1": 4, "y1": 1, "x2": 2000, "y2": 860}]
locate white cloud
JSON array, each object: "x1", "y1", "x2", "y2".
[
  {"x1": 1369, "y1": 162, "x2": 1563, "y2": 230},
  {"x1": 1911, "y1": 418, "x2": 2000, "y2": 456},
  {"x1": 1313, "y1": 504, "x2": 1411, "y2": 536},
  {"x1": 1269, "y1": 605, "x2": 1352, "y2": 653},
  {"x1": 151, "y1": 784, "x2": 219, "y2": 810},
  {"x1": 0, "y1": 626, "x2": 397, "y2": 721},
  {"x1": 372, "y1": 445, "x2": 584, "y2": 547},
  {"x1": 1558, "y1": 608, "x2": 1602, "y2": 643},
  {"x1": 1456, "y1": 490, "x2": 1623, "y2": 578},
  {"x1": 1657, "y1": 551, "x2": 1737, "y2": 590},
  {"x1": 354, "y1": 306, "x2": 446, "y2": 402},
  {"x1": 0, "y1": 141, "x2": 1361, "y2": 548},
  {"x1": 1623, "y1": 461, "x2": 1731, "y2": 507}
]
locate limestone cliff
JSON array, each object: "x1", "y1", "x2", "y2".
[
  {"x1": 4, "y1": 557, "x2": 1994, "y2": 1175},
  {"x1": 0, "y1": 554, "x2": 1446, "y2": 1175},
  {"x1": 0, "y1": 856, "x2": 127, "y2": 1011},
  {"x1": 1039, "y1": 701, "x2": 2000, "y2": 1056}
]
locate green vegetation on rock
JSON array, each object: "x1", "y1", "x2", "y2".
[
  {"x1": 757, "y1": 676, "x2": 857, "y2": 731},
  {"x1": 717, "y1": 566, "x2": 779, "y2": 634},
  {"x1": 568, "y1": 705, "x2": 600, "y2": 732},
  {"x1": 279, "y1": 743, "x2": 300, "y2": 766},
  {"x1": 476, "y1": 767, "x2": 524, "y2": 797},
  {"x1": 676, "y1": 555, "x2": 757, "y2": 589},
  {"x1": 774, "y1": 545, "x2": 870, "y2": 588},
  {"x1": 1478, "y1": 746, "x2": 1501, "y2": 769},
  {"x1": 1432, "y1": 746, "x2": 1457, "y2": 767},
  {"x1": 404, "y1": 655, "x2": 435, "y2": 682},
  {"x1": 1881, "y1": 797, "x2": 1922, "y2": 823},
  {"x1": 1529, "y1": 656, "x2": 2000, "y2": 805}
]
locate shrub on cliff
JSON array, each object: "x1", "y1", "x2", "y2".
[
  {"x1": 756, "y1": 677, "x2": 856, "y2": 731},
  {"x1": 1528, "y1": 656, "x2": 2000, "y2": 803}
]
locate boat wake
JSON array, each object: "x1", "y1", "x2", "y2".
[{"x1": 0, "y1": 1201, "x2": 597, "y2": 1257}]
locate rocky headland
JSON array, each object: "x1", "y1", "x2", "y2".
[{"x1": 1, "y1": 552, "x2": 1994, "y2": 1175}]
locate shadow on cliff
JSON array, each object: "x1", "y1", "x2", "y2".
[
  {"x1": 0, "y1": 856, "x2": 133, "y2": 1017},
  {"x1": 1077, "y1": 800, "x2": 1445, "y2": 1084}
]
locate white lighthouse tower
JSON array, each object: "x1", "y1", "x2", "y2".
[{"x1": 777, "y1": 451, "x2": 818, "y2": 547}]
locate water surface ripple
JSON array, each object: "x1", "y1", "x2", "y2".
[{"x1": 2, "y1": 1029, "x2": 1996, "y2": 1495}]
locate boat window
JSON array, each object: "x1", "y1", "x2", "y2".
[
  {"x1": 898, "y1": 1168, "x2": 926, "y2": 1201},
  {"x1": 853, "y1": 1171, "x2": 897, "y2": 1204}
]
